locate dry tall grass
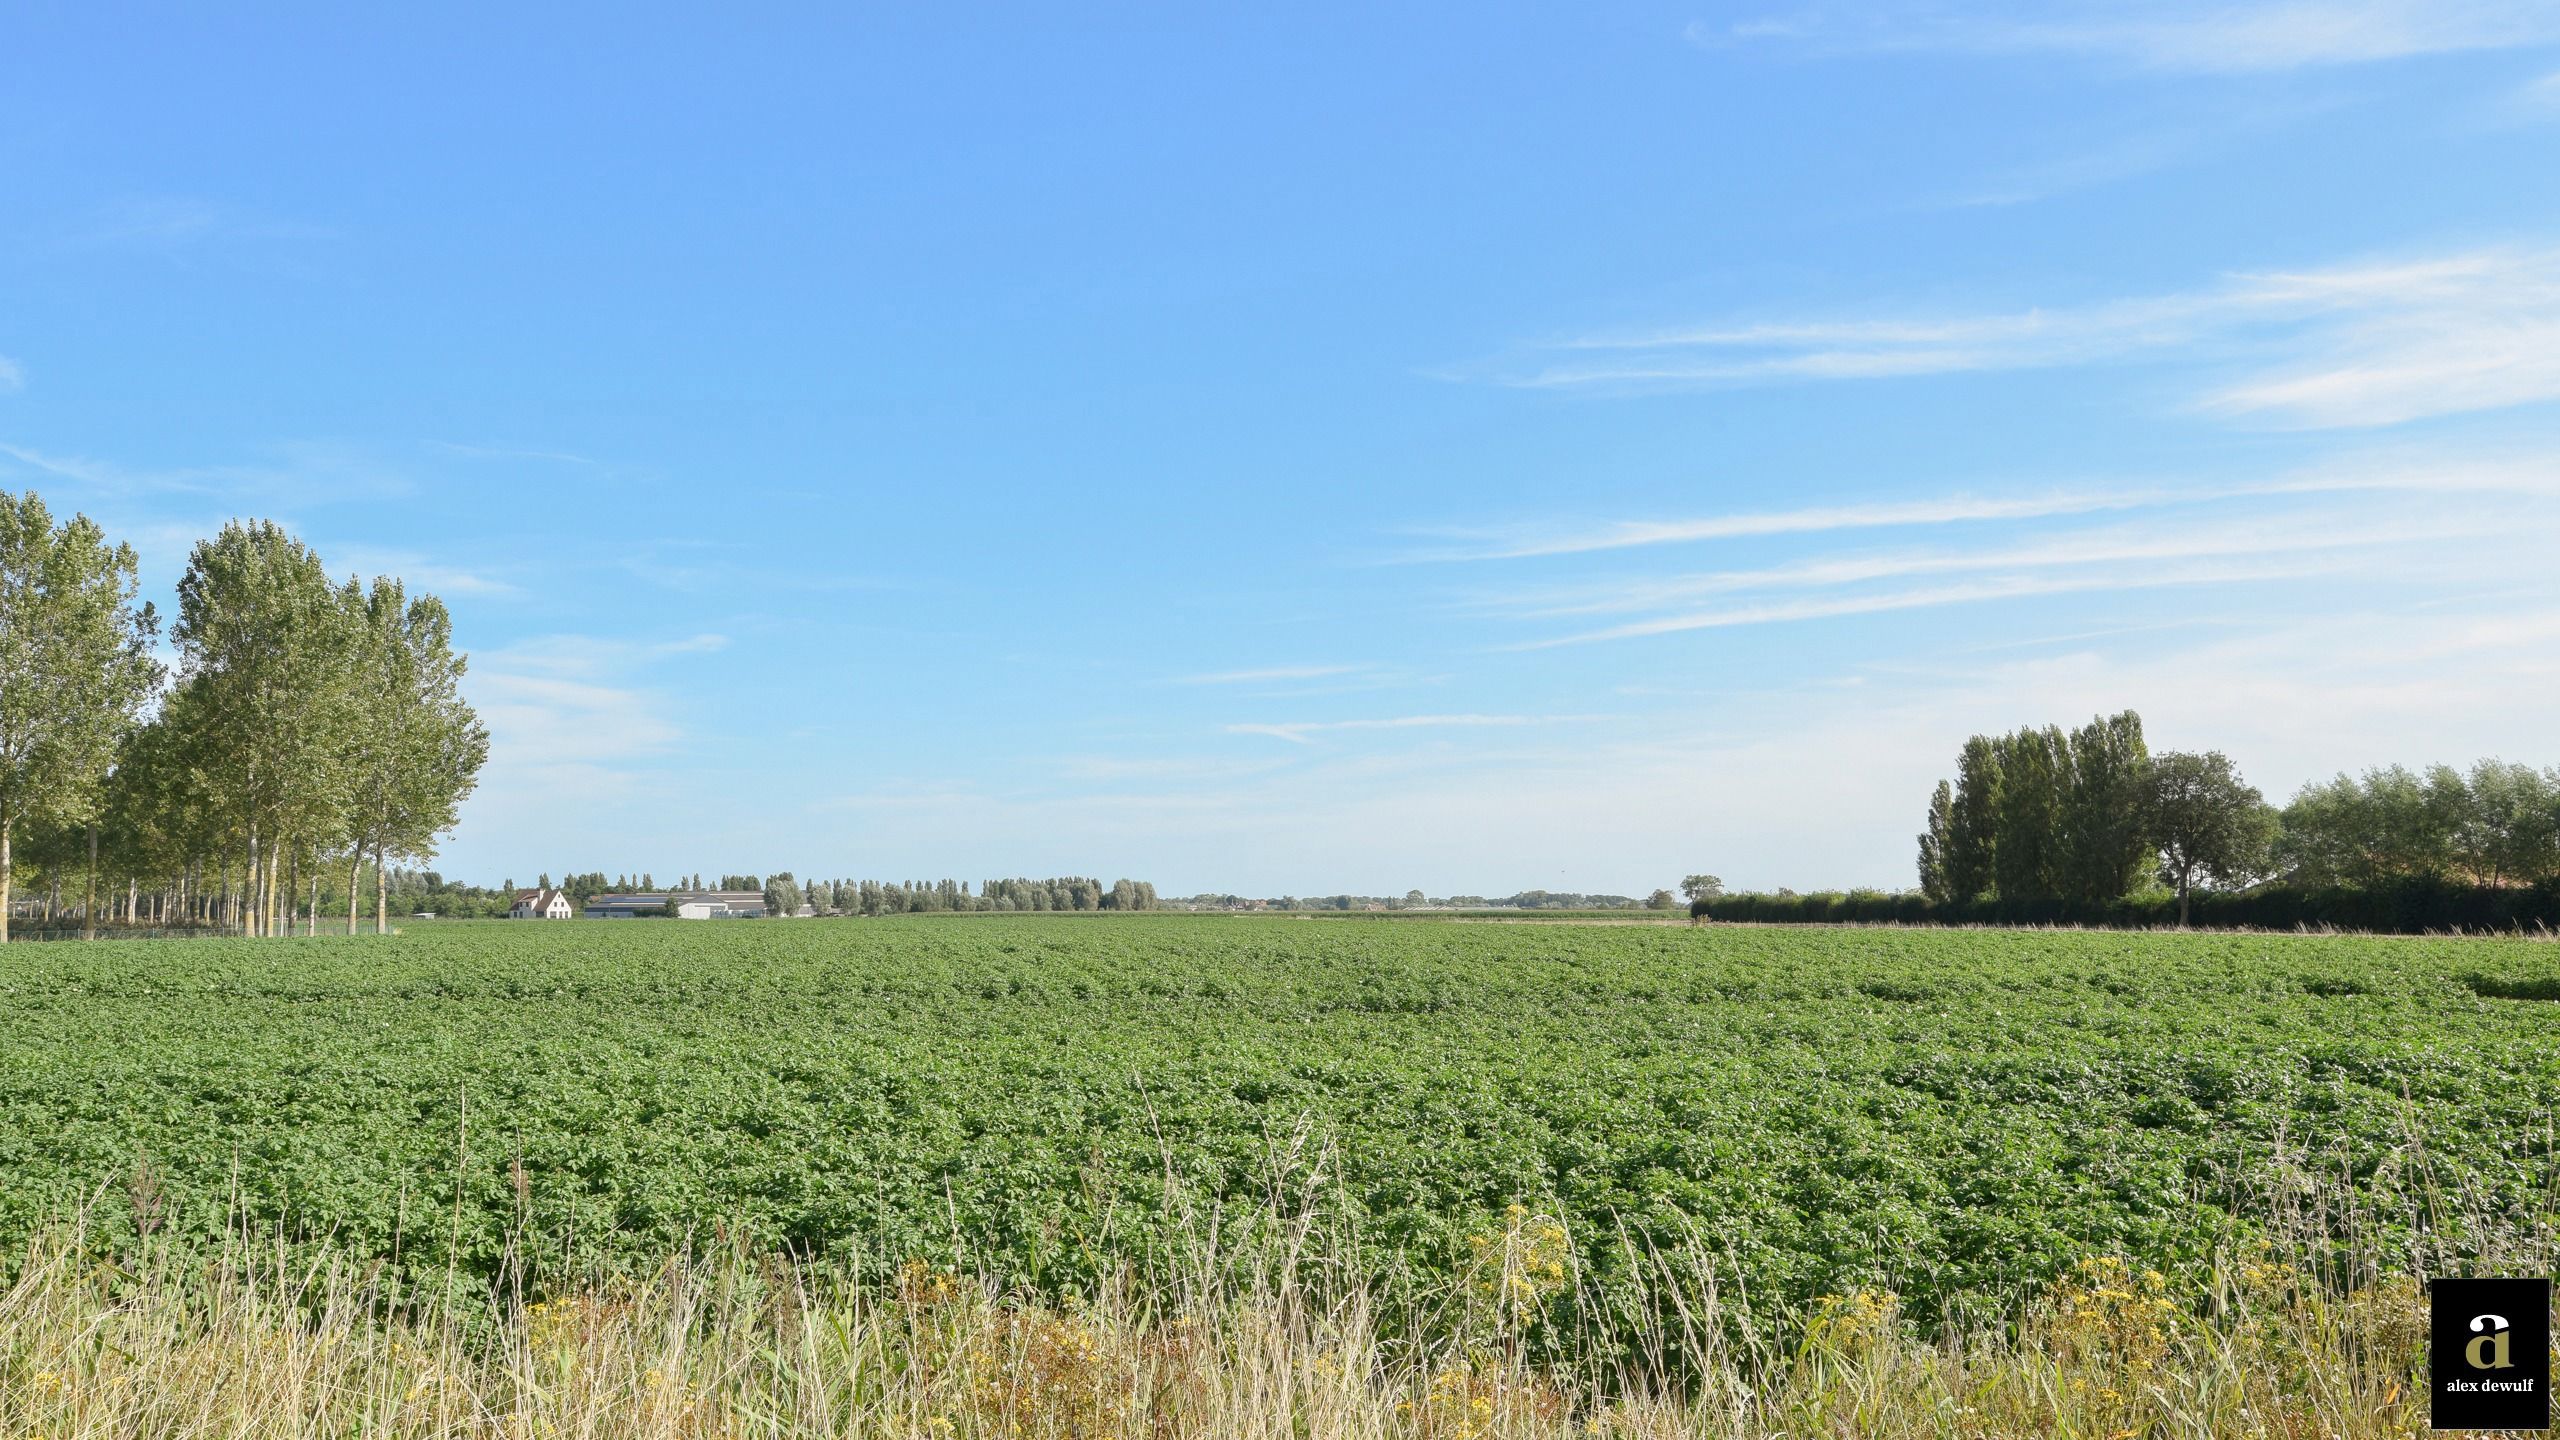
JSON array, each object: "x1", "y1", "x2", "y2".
[{"x1": 2, "y1": 1188, "x2": 2542, "y2": 1440}]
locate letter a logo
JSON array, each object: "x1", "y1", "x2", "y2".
[{"x1": 2466, "y1": 1314, "x2": 2514, "y2": 1371}]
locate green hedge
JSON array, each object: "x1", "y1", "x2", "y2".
[{"x1": 1692, "y1": 875, "x2": 2560, "y2": 934}]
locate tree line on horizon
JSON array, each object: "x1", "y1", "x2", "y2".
[
  {"x1": 0, "y1": 493, "x2": 488, "y2": 941},
  {"x1": 757, "y1": 876, "x2": 1160, "y2": 915},
  {"x1": 1891, "y1": 710, "x2": 2559, "y2": 927},
  {"x1": 490, "y1": 873, "x2": 1165, "y2": 917},
  {"x1": 741, "y1": 875, "x2": 1160, "y2": 916}
]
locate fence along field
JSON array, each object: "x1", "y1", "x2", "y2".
[{"x1": 3, "y1": 916, "x2": 2554, "y2": 1347}]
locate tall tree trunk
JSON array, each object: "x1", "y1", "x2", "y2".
[
  {"x1": 348, "y1": 849, "x2": 363, "y2": 937},
  {"x1": 244, "y1": 826, "x2": 259, "y2": 938},
  {"x1": 2177, "y1": 877, "x2": 2191, "y2": 928},
  {"x1": 374, "y1": 844, "x2": 388, "y2": 935},
  {"x1": 286, "y1": 848, "x2": 299, "y2": 938},
  {"x1": 0, "y1": 814, "x2": 12, "y2": 944},
  {"x1": 83, "y1": 823, "x2": 97, "y2": 941}
]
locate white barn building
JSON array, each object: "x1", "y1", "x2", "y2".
[{"x1": 582, "y1": 890, "x2": 768, "y2": 919}]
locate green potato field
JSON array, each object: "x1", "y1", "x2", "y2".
[{"x1": 2, "y1": 916, "x2": 2554, "y2": 1336}]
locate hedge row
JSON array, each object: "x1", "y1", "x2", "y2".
[{"x1": 1692, "y1": 875, "x2": 2560, "y2": 934}]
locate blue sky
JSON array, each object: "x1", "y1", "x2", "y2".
[{"x1": 6, "y1": 2, "x2": 2559, "y2": 895}]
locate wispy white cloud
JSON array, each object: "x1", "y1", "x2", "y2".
[
  {"x1": 1443, "y1": 447, "x2": 2560, "y2": 649},
  {"x1": 326, "y1": 544, "x2": 523, "y2": 599},
  {"x1": 429, "y1": 441, "x2": 597, "y2": 466},
  {"x1": 1056, "y1": 754, "x2": 1299, "y2": 783},
  {"x1": 1936, "y1": 131, "x2": 2195, "y2": 209},
  {"x1": 466, "y1": 672, "x2": 684, "y2": 805},
  {"x1": 1951, "y1": 619, "x2": 2235, "y2": 653},
  {"x1": 1423, "y1": 489, "x2": 2166, "y2": 560},
  {"x1": 1505, "y1": 558, "x2": 2349, "y2": 649},
  {"x1": 2202, "y1": 313, "x2": 2560, "y2": 427},
  {"x1": 0, "y1": 438, "x2": 411, "y2": 503},
  {"x1": 654, "y1": 632, "x2": 732, "y2": 657},
  {"x1": 1225, "y1": 713, "x2": 1601, "y2": 745},
  {"x1": 0, "y1": 357, "x2": 22, "y2": 393},
  {"x1": 481, "y1": 631, "x2": 731, "y2": 679},
  {"x1": 1923, "y1": 91, "x2": 2347, "y2": 210},
  {"x1": 0, "y1": 442, "x2": 169, "y2": 493},
  {"x1": 1420, "y1": 452, "x2": 2560, "y2": 563},
  {"x1": 1475, "y1": 513, "x2": 2479, "y2": 619},
  {"x1": 461, "y1": 634, "x2": 710, "y2": 817},
  {"x1": 1488, "y1": 244, "x2": 2560, "y2": 429},
  {"x1": 1176, "y1": 663, "x2": 1371, "y2": 685},
  {"x1": 473, "y1": 672, "x2": 681, "y2": 755},
  {"x1": 1704, "y1": 1, "x2": 2560, "y2": 73},
  {"x1": 75, "y1": 197, "x2": 335, "y2": 250}
]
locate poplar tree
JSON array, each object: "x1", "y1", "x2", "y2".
[
  {"x1": 1992, "y1": 726, "x2": 2068, "y2": 906},
  {"x1": 338, "y1": 578, "x2": 488, "y2": 935},
  {"x1": 2061, "y1": 710, "x2": 2150, "y2": 905},
  {"x1": 1944, "y1": 736, "x2": 2001, "y2": 903},
  {"x1": 1917, "y1": 780, "x2": 1956, "y2": 904},
  {"x1": 171, "y1": 523, "x2": 357, "y2": 937},
  {"x1": 0, "y1": 494, "x2": 161, "y2": 942}
]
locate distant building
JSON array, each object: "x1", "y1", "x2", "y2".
[
  {"x1": 510, "y1": 887, "x2": 574, "y2": 920},
  {"x1": 582, "y1": 890, "x2": 768, "y2": 919}
]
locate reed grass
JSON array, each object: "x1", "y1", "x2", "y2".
[{"x1": 3, "y1": 1167, "x2": 2543, "y2": 1440}]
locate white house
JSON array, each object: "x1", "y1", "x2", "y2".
[{"x1": 510, "y1": 887, "x2": 575, "y2": 920}]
